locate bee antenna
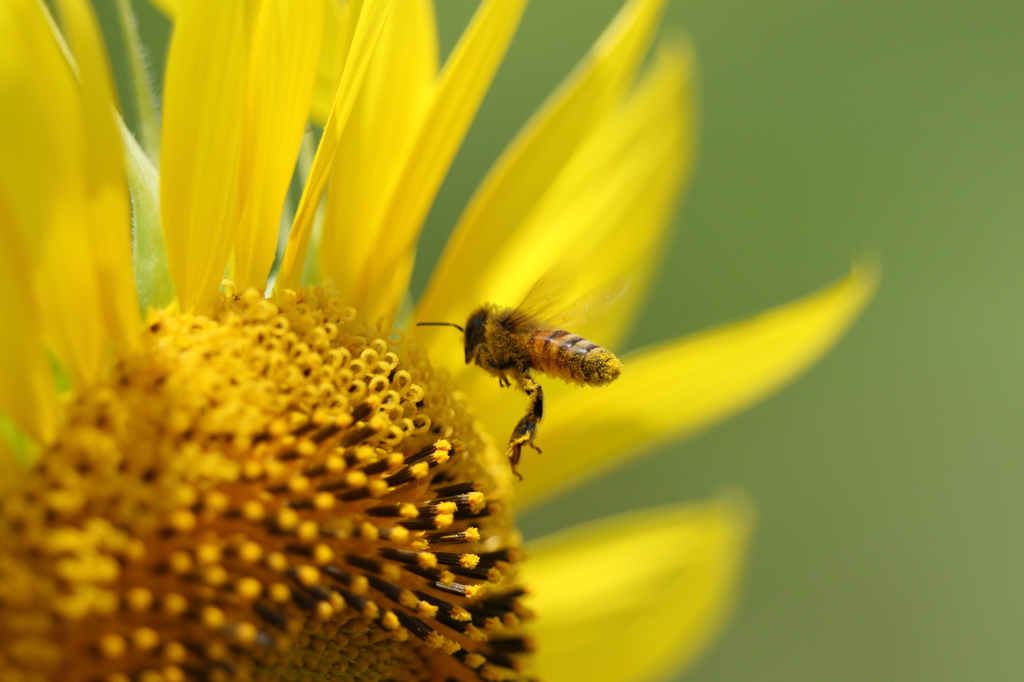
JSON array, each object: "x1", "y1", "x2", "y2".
[{"x1": 417, "y1": 321, "x2": 465, "y2": 333}]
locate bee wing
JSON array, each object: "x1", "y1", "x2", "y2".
[
  {"x1": 551, "y1": 277, "x2": 631, "y2": 328},
  {"x1": 503, "y1": 265, "x2": 578, "y2": 332}
]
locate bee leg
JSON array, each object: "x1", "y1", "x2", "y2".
[{"x1": 506, "y1": 377, "x2": 544, "y2": 481}]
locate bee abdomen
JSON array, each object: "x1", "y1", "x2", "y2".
[{"x1": 530, "y1": 330, "x2": 622, "y2": 386}]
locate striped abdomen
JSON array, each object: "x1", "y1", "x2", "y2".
[{"x1": 528, "y1": 329, "x2": 622, "y2": 386}]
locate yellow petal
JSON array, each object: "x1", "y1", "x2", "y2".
[
  {"x1": 57, "y1": 0, "x2": 141, "y2": 351},
  {"x1": 232, "y1": 0, "x2": 325, "y2": 291},
  {"x1": 0, "y1": 0, "x2": 136, "y2": 386},
  {"x1": 0, "y1": 195, "x2": 60, "y2": 444},
  {"x1": 524, "y1": 497, "x2": 752, "y2": 682},
  {"x1": 416, "y1": 0, "x2": 671, "y2": 350},
  {"x1": 320, "y1": 0, "x2": 437, "y2": 302},
  {"x1": 514, "y1": 263, "x2": 878, "y2": 509},
  {"x1": 310, "y1": 0, "x2": 354, "y2": 127},
  {"x1": 276, "y1": 0, "x2": 394, "y2": 292},
  {"x1": 160, "y1": 0, "x2": 250, "y2": 312},
  {"x1": 354, "y1": 0, "x2": 529, "y2": 319}
]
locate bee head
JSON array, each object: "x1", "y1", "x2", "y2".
[{"x1": 464, "y1": 308, "x2": 488, "y2": 364}]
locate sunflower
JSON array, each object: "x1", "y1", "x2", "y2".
[{"x1": 0, "y1": 0, "x2": 874, "y2": 681}]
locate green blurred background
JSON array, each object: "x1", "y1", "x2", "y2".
[{"x1": 97, "y1": 1, "x2": 1024, "y2": 680}]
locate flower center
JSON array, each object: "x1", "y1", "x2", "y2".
[{"x1": 0, "y1": 287, "x2": 531, "y2": 682}]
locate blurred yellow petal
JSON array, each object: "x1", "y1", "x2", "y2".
[
  {"x1": 355, "y1": 0, "x2": 528, "y2": 319},
  {"x1": 0, "y1": 195, "x2": 60, "y2": 444},
  {"x1": 233, "y1": 0, "x2": 324, "y2": 291},
  {"x1": 417, "y1": 0, "x2": 671, "y2": 349},
  {"x1": 160, "y1": 0, "x2": 249, "y2": 312},
  {"x1": 276, "y1": 0, "x2": 393, "y2": 292},
  {"x1": 147, "y1": 0, "x2": 177, "y2": 19},
  {"x1": 524, "y1": 497, "x2": 752, "y2": 682},
  {"x1": 514, "y1": 263, "x2": 878, "y2": 508},
  {"x1": 310, "y1": 0, "x2": 354, "y2": 127},
  {"x1": 0, "y1": 0, "x2": 136, "y2": 385},
  {"x1": 320, "y1": 0, "x2": 437, "y2": 302},
  {"x1": 57, "y1": 0, "x2": 141, "y2": 352}
]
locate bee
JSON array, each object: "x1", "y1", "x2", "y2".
[{"x1": 418, "y1": 269, "x2": 626, "y2": 480}]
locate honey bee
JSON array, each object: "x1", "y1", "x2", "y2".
[{"x1": 418, "y1": 269, "x2": 626, "y2": 480}]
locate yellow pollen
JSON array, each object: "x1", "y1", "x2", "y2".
[
  {"x1": 241, "y1": 499, "x2": 265, "y2": 521},
  {"x1": 195, "y1": 543, "x2": 222, "y2": 565},
  {"x1": 162, "y1": 641, "x2": 187, "y2": 663},
  {"x1": 125, "y1": 587, "x2": 153, "y2": 612},
  {"x1": 98, "y1": 634, "x2": 126, "y2": 659},
  {"x1": 312, "y1": 543, "x2": 335, "y2": 564},
  {"x1": 203, "y1": 565, "x2": 229, "y2": 586},
  {"x1": 167, "y1": 550, "x2": 192, "y2": 574},
  {"x1": 467, "y1": 491, "x2": 487, "y2": 512},
  {"x1": 163, "y1": 666, "x2": 186, "y2": 682},
  {"x1": 130, "y1": 627, "x2": 159, "y2": 652},
  {"x1": 294, "y1": 565, "x2": 320, "y2": 587},
  {"x1": 167, "y1": 509, "x2": 196, "y2": 534},
  {"x1": 350, "y1": 575, "x2": 369, "y2": 596},
  {"x1": 380, "y1": 611, "x2": 400, "y2": 631},
  {"x1": 237, "y1": 541, "x2": 263, "y2": 563},
  {"x1": 265, "y1": 551, "x2": 288, "y2": 572},
  {"x1": 288, "y1": 475, "x2": 311, "y2": 493},
  {"x1": 242, "y1": 461, "x2": 264, "y2": 480},
  {"x1": 235, "y1": 577, "x2": 262, "y2": 599},
  {"x1": 313, "y1": 491, "x2": 335, "y2": 510},
  {"x1": 201, "y1": 606, "x2": 226, "y2": 629},
  {"x1": 275, "y1": 508, "x2": 300, "y2": 531},
  {"x1": 296, "y1": 519, "x2": 319, "y2": 540},
  {"x1": 269, "y1": 583, "x2": 291, "y2": 603},
  {"x1": 162, "y1": 593, "x2": 188, "y2": 616},
  {"x1": 204, "y1": 491, "x2": 230, "y2": 514},
  {"x1": 345, "y1": 470, "x2": 368, "y2": 488}
]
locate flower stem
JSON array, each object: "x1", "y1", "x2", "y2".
[{"x1": 114, "y1": 0, "x2": 160, "y2": 162}]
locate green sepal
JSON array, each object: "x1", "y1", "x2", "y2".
[{"x1": 119, "y1": 116, "x2": 175, "y2": 313}]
